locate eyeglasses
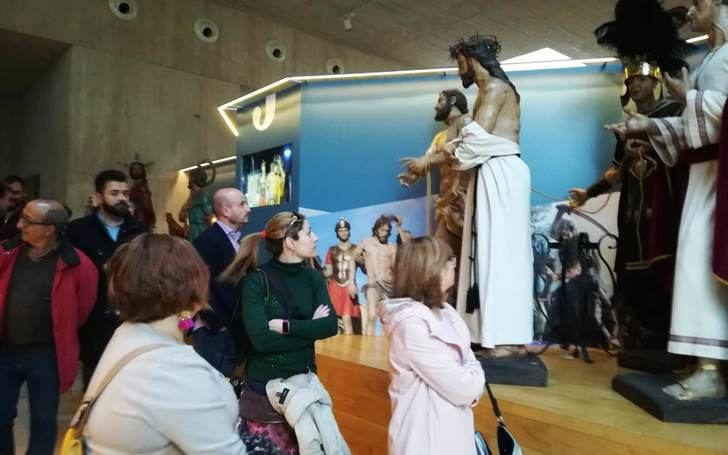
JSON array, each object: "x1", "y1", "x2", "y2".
[{"x1": 19, "y1": 214, "x2": 54, "y2": 226}]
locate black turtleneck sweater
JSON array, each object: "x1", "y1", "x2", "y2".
[{"x1": 241, "y1": 258, "x2": 338, "y2": 381}]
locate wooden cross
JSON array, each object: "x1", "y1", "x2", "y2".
[{"x1": 118, "y1": 152, "x2": 155, "y2": 170}]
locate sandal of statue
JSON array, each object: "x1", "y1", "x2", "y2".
[
  {"x1": 662, "y1": 378, "x2": 727, "y2": 401},
  {"x1": 478, "y1": 346, "x2": 527, "y2": 359}
]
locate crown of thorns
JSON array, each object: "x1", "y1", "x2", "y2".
[{"x1": 449, "y1": 34, "x2": 501, "y2": 60}]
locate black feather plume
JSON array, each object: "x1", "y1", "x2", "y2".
[{"x1": 594, "y1": 0, "x2": 692, "y2": 74}]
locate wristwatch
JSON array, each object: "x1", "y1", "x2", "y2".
[{"x1": 282, "y1": 320, "x2": 290, "y2": 334}]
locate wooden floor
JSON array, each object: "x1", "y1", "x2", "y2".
[
  {"x1": 12, "y1": 335, "x2": 728, "y2": 454},
  {"x1": 316, "y1": 335, "x2": 728, "y2": 455}
]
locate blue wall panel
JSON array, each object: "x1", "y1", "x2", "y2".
[
  {"x1": 298, "y1": 65, "x2": 625, "y2": 212},
  {"x1": 235, "y1": 88, "x2": 302, "y2": 233}
]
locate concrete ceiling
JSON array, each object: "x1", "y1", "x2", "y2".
[
  {"x1": 216, "y1": 0, "x2": 697, "y2": 68},
  {"x1": 0, "y1": 29, "x2": 69, "y2": 96}
]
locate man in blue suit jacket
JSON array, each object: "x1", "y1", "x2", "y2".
[{"x1": 192, "y1": 188, "x2": 251, "y2": 377}]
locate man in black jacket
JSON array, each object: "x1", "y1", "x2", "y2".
[
  {"x1": 66, "y1": 170, "x2": 148, "y2": 386},
  {"x1": 192, "y1": 188, "x2": 250, "y2": 376}
]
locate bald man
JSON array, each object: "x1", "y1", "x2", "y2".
[
  {"x1": 191, "y1": 188, "x2": 251, "y2": 376},
  {"x1": 0, "y1": 199, "x2": 97, "y2": 454}
]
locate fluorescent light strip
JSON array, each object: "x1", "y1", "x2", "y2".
[
  {"x1": 180, "y1": 156, "x2": 236, "y2": 172},
  {"x1": 217, "y1": 107, "x2": 239, "y2": 137},
  {"x1": 211, "y1": 53, "x2": 643, "y2": 135},
  {"x1": 687, "y1": 34, "x2": 708, "y2": 43},
  {"x1": 219, "y1": 77, "x2": 295, "y2": 110}
]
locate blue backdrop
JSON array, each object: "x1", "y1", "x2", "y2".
[{"x1": 235, "y1": 63, "x2": 626, "y2": 238}]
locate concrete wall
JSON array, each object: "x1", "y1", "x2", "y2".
[
  {"x1": 17, "y1": 49, "x2": 72, "y2": 201},
  {"x1": 65, "y1": 45, "x2": 241, "y2": 224},
  {"x1": 0, "y1": 95, "x2": 20, "y2": 176},
  {"x1": 0, "y1": 0, "x2": 404, "y2": 226},
  {"x1": 0, "y1": 0, "x2": 402, "y2": 90}
]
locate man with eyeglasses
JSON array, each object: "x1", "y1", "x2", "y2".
[
  {"x1": 192, "y1": 188, "x2": 251, "y2": 376},
  {"x1": 0, "y1": 199, "x2": 97, "y2": 454},
  {"x1": 0, "y1": 175, "x2": 26, "y2": 241},
  {"x1": 66, "y1": 170, "x2": 149, "y2": 387}
]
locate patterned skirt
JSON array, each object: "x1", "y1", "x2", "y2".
[
  {"x1": 238, "y1": 376, "x2": 298, "y2": 454},
  {"x1": 240, "y1": 418, "x2": 298, "y2": 455}
]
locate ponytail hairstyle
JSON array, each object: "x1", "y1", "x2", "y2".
[{"x1": 220, "y1": 211, "x2": 306, "y2": 284}]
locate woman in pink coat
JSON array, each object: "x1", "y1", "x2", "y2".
[{"x1": 379, "y1": 236, "x2": 485, "y2": 455}]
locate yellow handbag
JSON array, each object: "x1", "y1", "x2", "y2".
[{"x1": 59, "y1": 344, "x2": 167, "y2": 454}]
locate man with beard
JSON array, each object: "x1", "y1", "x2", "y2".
[
  {"x1": 324, "y1": 218, "x2": 361, "y2": 335},
  {"x1": 67, "y1": 169, "x2": 148, "y2": 386},
  {"x1": 0, "y1": 176, "x2": 26, "y2": 241},
  {"x1": 355, "y1": 215, "x2": 407, "y2": 336},
  {"x1": 398, "y1": 89, "x2": 471, "y2": 259},
  {"x1": 128, "y1": 161, "x2": 156, "y2": 228},
  {"x1": 447, "y1": 35, "x2": 533, "y2": 358}
]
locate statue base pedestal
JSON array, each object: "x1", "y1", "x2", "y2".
[
  {"x1": 612, "y1": 373, "x2": 728, "y2": 423},
  {"x1": 617, "y1": 349, "x2": 688, "y2": 374},
  {"x1": 477, "y1": 353, "x2": 548, "y2": 387}
]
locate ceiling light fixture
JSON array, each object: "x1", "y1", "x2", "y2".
[
  {"x1": 687, "y1": 34, "x2": 708, "y2": 43},
  {"x1": 339, "y1": 0, "x2": 379, "y2": 32},
  {"x1": 343, "y1": 14, "x2": 353, "y2": 32},
  {"x1": 179, "y1": 156, "x2": 236, "y2": 172}
]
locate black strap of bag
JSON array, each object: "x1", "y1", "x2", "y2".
[
  {"x1": 481, "y1": 375, "x2": 523, "y2": 455},
  {"x1": 70, "y1": 344, "x2": 167, "y2": 434}
]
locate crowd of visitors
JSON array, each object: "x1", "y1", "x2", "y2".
[{"x1": 0, "y1": 169, "x2": 483, "y2": 454}]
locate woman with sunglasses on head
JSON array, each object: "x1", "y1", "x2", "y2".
[{"x1": 221, "y1": 212, "x2": 339, "y2": 454}]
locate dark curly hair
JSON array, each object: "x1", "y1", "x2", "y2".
[{"x1": 449, "y1": 34, "x2": 519, "y2": 100}]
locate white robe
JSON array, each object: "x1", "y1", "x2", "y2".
[
  {"x1": 648, "y1": 43, "x2": 728, "y2": 361},
  {"x1": 453, "y1": 122, "x2": 534, "y2": 347}
]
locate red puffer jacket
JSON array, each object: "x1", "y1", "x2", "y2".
[{"x1": 0, "y1": 236, "x2": 98, "y2": 392}]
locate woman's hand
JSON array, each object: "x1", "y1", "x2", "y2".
[
  {"x1": 268, "y1": 305, "x2": 330, "y2": 334},
  {"x1": 313, "y1": 305, "x2": 331, "y2": 320},
  {"x1": 268, "y1": 319, "x2": 284, "y2": 334}
]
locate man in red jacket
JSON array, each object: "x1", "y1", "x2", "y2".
[{"x1": 0, "y1": 199, "x2": 97, "y2": 455}]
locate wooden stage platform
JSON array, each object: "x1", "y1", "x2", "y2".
[{"x1": 316, "y1": 336, "x2": 728, "y2": 455}]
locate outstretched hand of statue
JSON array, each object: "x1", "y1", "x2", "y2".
[
  {"x1": 606, "y1": 111, "x2": 653, "y2": 139},
  {"x1": 397, "y1": 171, "x2": 418, "y2": 187},
  {"x1": 568, "y1": 188, "x2": 588, "y2": 206},
  {"x1": 664, "y1": 67, "x2": 690, "y2": 105},
  {"x1": 441, "y1": 138, "x2": 461, "y2": 158},
  {"x1": 624, "y1": 111, "x2": 654, "y2": 136},
  {"x1": 624, "y1": 138, "x2": 652, "y2": 159},
  {"x1": 398, "y1": 156, "x2": 429, "y2": 187},
  {"x1": 604, "y1": 122, "x2": 627, "y2": 141},
  {"x1": 401, "y1": 156, "x2": 429, "y2": 174}
]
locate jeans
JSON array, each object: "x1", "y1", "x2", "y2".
[
  {"x1": 0, "y1": 350, "x2": 60, "y2": 455},
  {"x1": 191, "y1": 327, "x2": 237, "y2": 377}
]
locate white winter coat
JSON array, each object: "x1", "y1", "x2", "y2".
[{"x1": 266, "y1": 373, "x2": 351, "y2": 455}]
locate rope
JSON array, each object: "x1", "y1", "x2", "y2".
[{"x1": 530, "y1": 187, "x2": 612, "y2": 215}]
